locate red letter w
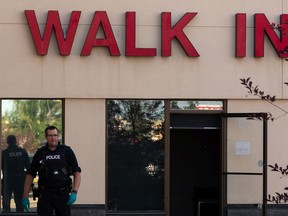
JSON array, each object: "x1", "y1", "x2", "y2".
[{"x1": 25, "y1": 10, "x2": 81, "y2": 56}]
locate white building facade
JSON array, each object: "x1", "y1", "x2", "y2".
[{"x1": 1, "y1": 0, "x2": 288, "y2": 216}]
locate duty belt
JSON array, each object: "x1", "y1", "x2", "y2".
[
  {"x1": 6, "y1": 173, "x2": 23, "y2": 177},
  {"x1": 42, "y1": 185, "x2": 71, "y2": 194}
]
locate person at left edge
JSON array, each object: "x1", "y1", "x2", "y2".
[
  {"x1": 2, "y1": 135, "x2": 30, "y2": 212},
  {"x1": 22, "y1": 125, "x2": 81, "y2": 216}
]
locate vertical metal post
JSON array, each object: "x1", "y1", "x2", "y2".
[
  {"x1": 263, "y1": 114, "x2": 268, "y2": 216},
  {"x1": 221, "y1": 114, "x2": 227, "y2": 216},
  {"x1": 164, "y1": 100, "x2": 170, "y2": 216}
]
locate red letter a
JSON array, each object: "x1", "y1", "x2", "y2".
[
  {"x1": 25, "y1": 10, "x2": 81, "y2": 56},
  {"x1": 81, "y1": 11, "x2": 120, "y2": 56}
]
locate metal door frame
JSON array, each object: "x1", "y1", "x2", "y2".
[{"x1": 221, "y1": 113, "x2": 268, "y2": 216}]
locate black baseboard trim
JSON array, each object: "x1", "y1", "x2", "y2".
[
  {"x1": 227, "y1": 204, "x2": 288, "y2": 216},
  {"x1": 71, "y1": 204, "x2": 106, "y2": 216},
  {"x1": 0, "y1": 204, "x2": 106, "y2": 216},
  {"x1": 105, "y1": 211, "x2": 166, "y2": 216},
  {"x1": 71, "y1": 204, "x2": 105, "y2": 209}
]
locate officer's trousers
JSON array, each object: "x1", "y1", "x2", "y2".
[
  {"x1": 2, "y1": 176, "x2": 24, "y2": 212},
  {"x1": 37, "y1": 189, "x2": 71, "y2": 216}
]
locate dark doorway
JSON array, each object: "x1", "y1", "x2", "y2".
[{"x1": 170, "y1": 115, "x2": 221, "y2": 216}]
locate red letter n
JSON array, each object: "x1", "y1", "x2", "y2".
[
  {"x1": 25, "y1": 10, "x2": 81, "y2": 56},
  {"x1": 255, "y1": 14, "x2": 288, "y2": 58},
  {"x1": 161, "y1": 12, "x2": 199, "y2": 57}
]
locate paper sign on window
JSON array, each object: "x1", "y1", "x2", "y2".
[{"x1": 236, "y1": 141, "x2": 251, "y2": 155}]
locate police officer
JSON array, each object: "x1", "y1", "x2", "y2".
[
  {"x1": 1, "y1": 135, "x2": 30, "y2": 212},
  {"x1": 22, "y1": 125, "x2": 81, "y2": 216}
]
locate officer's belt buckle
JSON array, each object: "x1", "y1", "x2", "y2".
[
  {"x1": 44, "y1": 186, "x2": 69, "y2": 194},
  {"x1": 58, "y1": 187, "x2": 68, "y2": 193}
]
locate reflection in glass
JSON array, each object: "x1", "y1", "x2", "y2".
[
  {"x1": 2, "y1": 135, "x2": 30, "y2": 212},
  {"x1": 145, "y1": 163, "x2": 159, "y2": 176},
  {"x1": 107, "y1": 100, "x2": 165, "y2": 211},
  {"x1": 1, "y1": 99, "x2": 63, "y2": 212},
  {"x1": 170, "y1": 100, "x2": 223, "y2": 110}
]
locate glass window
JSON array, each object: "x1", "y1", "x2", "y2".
[
  {"x1": 107, "y1": 100, "x2": 165, "y2": 211},
  {"x1": 1, "y1": 99, "x2": 63, "y2": 213},
  {"x1": 170, "y1": 100, "x2": 223, "y2": 110}
]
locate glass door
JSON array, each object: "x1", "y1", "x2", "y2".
[{"x1": 221, "y1": 113, "x2": 268, "y2": 216}]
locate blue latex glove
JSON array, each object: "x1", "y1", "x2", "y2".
[
  {"x1": 67, "y1": 192, "x2": 77, "y2": 205},
  {"x1": 22, "y1": 198, "x2": 30, "y2": 211}
]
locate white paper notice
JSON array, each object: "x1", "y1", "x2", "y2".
[{"x1": 236, "y1": 141, "x2": 251, "y2": 155}]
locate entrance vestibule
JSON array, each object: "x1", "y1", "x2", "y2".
[{"x1": 169, "y1": 113, "x2": 221, "y2": 216}]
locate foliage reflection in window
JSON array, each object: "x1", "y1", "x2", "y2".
[
  {"x1": 170, "y1": 100, "x2": 223, "y2": 110},
  {"x1": 107, "y1": 100, "x2": 164, "y2": 211},
  {"x1": 1, "y1": 99, "x2": 62, "y2": 212},
  {"x1": 1, "y1": 99, "x2": 62, "y2": 153}
]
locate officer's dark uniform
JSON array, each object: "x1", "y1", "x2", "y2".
[
  {"x1": 27, "y1": 142, "x2": 81, "y2": 216},
  {"x1": 2, "y1": 140, "x2": 30, "y2": 212}
]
